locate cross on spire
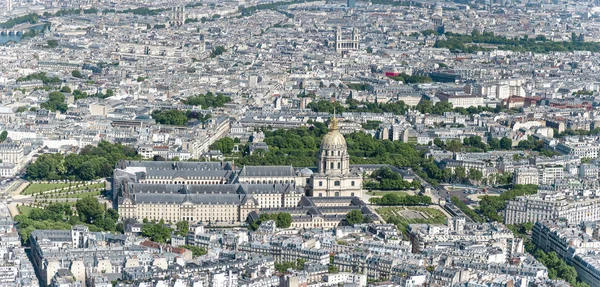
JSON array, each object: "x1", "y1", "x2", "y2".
[{"x1": 330, "y1": 108, "x2": 339, "y2": 130}]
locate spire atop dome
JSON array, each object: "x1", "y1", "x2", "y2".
[{"x1": 330, "y1": 106, "x2": 339, "y2": 130}]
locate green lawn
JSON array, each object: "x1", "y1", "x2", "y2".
[
  {"x1": 63, "y1": 191, "x2": 101, "y2": 198},
  {"x1": 68, "y1": 183, "x2": 104, "y2": 192},
  {"x1": 369, "y1": 191, "x2": 409, "y2": 197},
  {"x1": 24, "y1": 182, "x2": 104, "y2": 196},
  {"x1": 22, "y1": 183, "x2": 71, "y2": 195},
  {"x1": 71, "y1": 182, "x2": 104, "y2": 191},
  {"x1": 18, "y1": 205, "x2": 35, "y2": 216}
]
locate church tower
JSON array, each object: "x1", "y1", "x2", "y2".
[
  {"x1": 318, "y1": 111, "x2": 350, "y2": 175},
  {"x1": 310, "y1": 110, "x2": 363, "y2": 197},
  {"x1": 352, "y1": 28, "x2": 359, "y2": 49}
]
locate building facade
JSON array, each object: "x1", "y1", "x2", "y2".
[
  {"x1": 309, "y1": 115, "x2": 362, "y2": 197},
  {"x1": 532, "y1": 221, "x2": 600, "y2": 287},
  {"x1": 513, "y1": 167, "x2": 538, "y2": 185},
  {"x1": 0, "y1": 143, "x2": 23, "y2": 164},
  {"x1": 118, "y1": 183, "x2": 302, "y2": 224},
  {"x1": 505, "y1": 193, "x2": 600, "y2": 225},
  {"x1": 334, "y1": 27, "x2": 359, "y2": 53}
]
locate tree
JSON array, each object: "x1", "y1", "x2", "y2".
[
  {"x1": 151, "y1": 110, "x2": 189, "y2": 126},
  {"x1": 276, "y1": 213, "x2": 292, "y2": 228},
  {"x1": 137, "y1": 76, "x2": 146, "y2": 82},
  {"x1": 210, "y1": 46, "x2": 226, "y2": 58},
  {"x1": 500, "y1": 137, "x2": 512, "y2": 150},
  {"x1": 40, "y1": 92, "x2": 68, "y2": 113},
  {"x1": 489, "y1": 138, "x2": 500, "y2": 150},
  {"x1": 77, "y1": 161, "x2": 97, "y2": 180},
  {"x1": 105, "y1": 209, "x2": 119, "y2": 222},
  {"x1": 141, "y1": 222, "x2": 172, "y2": 243},
  {"x1": 71, "y1": 70, "x2": 83, "y2": 78},
  {"x1": 328, "y1": 265, "x2": 339, "y2": 273},
  {"x1": 210, "y1": 137, "x2": 235, "y2": 155},
  {"x1": 306, "y1": 100, "x2": 346, "y2": 114},
  {"x1": 182, "y1": 92, "x2": 231, "y2": 109},
  {"x1": 47, "y1": 39, "x2": 58, "y2": 48},
  {"x1": 454, "y1": 166, "x2": 466, "y2": 182},
  {"x1": 433, "y1": 138, "x2": 444, "y2": 148},
  {"x1": 446, "y1": 139, "x2": 462, "y2": 153},
  {"x1": 76, "y1": 197, "x2": 104, "y2": 224},
  {"x1": 116, "y1": 222, "x2": 124, "y2": 233},
  {"x1": 346, "y1": 210, "x2": 364, "y2": 225},
  {"x1": 0, "y1": 131, "x2": 7, "y2": 142},
  {"x1": 176, "y1": 221, "x2": 189, "y2": 236},
  {"x1": 60, "y1": 86, "x2": 72, "y2": 93},
  {"x1": 468, "y1": 168, "x2": 483, "y2": 183}
]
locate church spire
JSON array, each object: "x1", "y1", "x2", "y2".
[{"x1": 330, "y1": 106, "x2": 339, "y2": 130}]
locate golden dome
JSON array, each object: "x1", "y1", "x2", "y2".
[{"x1": 320, "y1": 116, "x2": 347, "y2": 150}]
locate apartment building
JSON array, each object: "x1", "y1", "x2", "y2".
[{"x1": 505, "y1": 192, "x2": 600, "y2": 225}]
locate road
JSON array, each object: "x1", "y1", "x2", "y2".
[{"x1": 0, "y1": 180, "x2": 28, "y2": 216}]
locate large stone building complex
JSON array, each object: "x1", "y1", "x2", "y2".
[
  {"x1": 114, "y1": 116, "x2": 367, "y2": 227},
  {"x1": 118, "y1": 183, "x2": 302, "y2": 224}
]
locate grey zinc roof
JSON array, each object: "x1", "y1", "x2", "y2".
[
  {"x1": 133, "y1": 193, "x2": 245, "y2": 205},
  {"x1": 129, "y1": 183, "x2": 305, "y2": 197},
  {"x1": 243, "y1": 183, "x2": 294, "y2": 194},
  {"x1": 239, "y1": 166, "x2": 295, "y2": 177},
  {"x1": 118, "y1": 160, "x2": 232, "y2": 171},
  {"x1": 31, "y1": 229, "x2": 72, "y2": 242},
  {"x1": 145, "y1": 169, "x2": 234, "y2": 180},
  {"x1": 299, "y1": 167, "x2": 313, "y2": 176},
  {"x1": 130, "y1": 183, "x2": 244, "y2": 195}
]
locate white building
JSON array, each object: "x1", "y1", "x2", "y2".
[
  {"x1": 505, "y1": 192, "x2": 600, "y2": 225},
  {"x1": 556, "y1": 137, "x2": 600, "y2": 159},
  {"x1": 0, "y1": 163, "x2": 18, "y2": 178},
  {"x1": 436, "y1": 92, "x2": 483, "y2": 108},
  {"x1": 513, "y1": 167, "x2": 538, "y2": 185},
  {"x1": 323, "y1": 273, "x2": 367, "y2": 287},
  {"x1": 0, "y1": 143, "x2": 23, "y2": 165},
  {"x1": 211, "y1": 270, "x2": 238, "y2": 287},
  {"x1": 538, "y1": 166, "x2": 564, "y2": 185}
]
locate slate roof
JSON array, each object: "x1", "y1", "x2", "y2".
[
  {"x1": 243, "y1": 183, "x2": 297, "y2": 194},
  {"x1": 145, "y1": 169, "x2": 235, "y2": 180},
  {"x1": 133, "y1": 193, "x2": 247, "y2": 205},
  {"x1": 129, "y1": 183, "x2": 244, "y2": 195},
  {"x1": 239, "y1": 166, "x2": 295, "y2": 177},
  {"x1": 117, "y1": 160, "x2": 233, "y2": 171}
]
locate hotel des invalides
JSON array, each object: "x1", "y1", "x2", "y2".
[{"x1": 114, "y1": 116, "x2": 379, "y2": 229}]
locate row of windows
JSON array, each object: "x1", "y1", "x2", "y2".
[
  {"x1": 318, "y1": 181, "x2": 355, "y2": 186},
  {"x1": 242, "y1": 180, "x2": 295, "y2": 184},
  {"x1": 145, "y1": 180, "x2": 223, "y2": 185},
  {"x1": 317, "y1": 192, "x2": 355, "y2": 197}
]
